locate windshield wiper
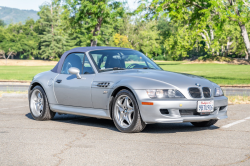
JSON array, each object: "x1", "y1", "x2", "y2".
[
  {"x1": 138, "y1": 67, "x2": 153, "y2": 69},
  {"x1": 99, "y1": 67, "x2": 125, "y2": 72},
  {"x1": 99, "y1": 68, "x2": 113, "y2": 72},
  {"x1": 113, "y1": 67, "x2": 125, "y2": 70}
]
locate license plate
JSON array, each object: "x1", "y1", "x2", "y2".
[{"x1": 197, "y1": 101, "x2": 214, "y2": 113}]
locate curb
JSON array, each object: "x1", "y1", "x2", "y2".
[
  {"x1": 220, "y1": 86, "x2": 250, "y2": 88},
  {"x1": 0, "y1": 80, "x2": 31, "y2": 83},
  {"x1": 1, "y1": 93, "x2": 28, "y2": 98}
]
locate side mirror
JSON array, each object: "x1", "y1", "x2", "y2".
[{"x1": 68, "y1": 67, "x2": 81, "y2": 79}]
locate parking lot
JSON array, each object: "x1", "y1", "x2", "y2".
[{"x1": 0, "y1": 96, "x2": 249, "y2": 166}]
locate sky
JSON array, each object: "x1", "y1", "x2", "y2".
[{"x1": 0, "y1": 0, "x2": 139, "y2": 11}]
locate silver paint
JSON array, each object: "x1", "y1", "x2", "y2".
[{"x1": 29, "y1": 48, "x2": 228, "y2": 124}]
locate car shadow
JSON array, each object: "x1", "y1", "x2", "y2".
[
  {"x1": 143, "y1": 123, "x2": 219, "y2": 133},
  {"x1": 25, "y1": 113, "x2": 219, "y2": 133},
  {"x1": 25, "y1": 113, "x2": 118, "y2": 132},
  {"x1": 66, "y1": 75, "x2": 77, "y2": 80}
]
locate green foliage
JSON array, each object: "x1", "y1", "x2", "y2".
[
  {"x1": 0, "y1": 20, "x2": 5, "y2": 27},
  {"x1": 137, "y1": 0, "x2": 250, "y2": 60},
  {"x1": 118, "y1": 17, "x2": 162, "y2": 58},
  {"x1": 154, "y1": 55, "x2": 165, "y2": 60},
  {"x1": 1, "y1": 0, "x2": 250, "y2": 61},
  {"x1": 0, "y1": 19, "x2": 39, "y2": 59},
  {"x1": 112, "y1": 33, "x2": 133, "y2": 48},
  {"x1": 198, "y1": 55, "x2": 233, "y2": 62},
  {"x1": 38, "y1": 2, "x2": 75, "y2": 60},
  {"x1": 61, "y1": 0, "x2": 125, "y2": 46}
]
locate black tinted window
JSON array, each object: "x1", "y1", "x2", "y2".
[{"x1": 61, "y1": 53, "x2": 84, "y2": 74}]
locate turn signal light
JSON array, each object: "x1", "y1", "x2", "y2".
[{"x1": 142, "y1": 102, "x2": 154, "y2": 105}]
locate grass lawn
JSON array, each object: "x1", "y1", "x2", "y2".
[
  {"x1": 0, "y1": 66, "x2": 54, "y2": 81},
  {"x1": 0, "y1": 62, "x2": 250, "y2": 85},
  {"x1": 157, "y1": 62, "x2": 250, "y2": 85}
]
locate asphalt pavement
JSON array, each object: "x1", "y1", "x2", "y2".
[
  {"x1": 0, "y1": 84, "x2": 250, "y2": 96},
  {"x1": 0, "y1": 96, "x2": 249, "y2": 166}
]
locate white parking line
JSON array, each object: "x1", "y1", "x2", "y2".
[
  {"x1": 221, "y1": 116, "x2": 250, "y2": 128},
  {"x1": 0, "y1": 105, "x2": 27, "y2": 111}
]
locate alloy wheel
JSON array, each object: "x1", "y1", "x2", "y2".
[
  {"x1": 114, "y1": 95, "x2": 135, "y2": 128},
  {"x1": 30, "y1": 89, "x2": 44, "y2": 117}
]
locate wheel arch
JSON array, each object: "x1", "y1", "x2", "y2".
[
  {"x1": 108, "y1": 86, "x2": 139, "y2": 119},
  {"x1": 30, "y1": 82, "x2": 43, "y2": 90},
  {"x1": 29, "y1": 82, "x2": 49, "y2": 103}
]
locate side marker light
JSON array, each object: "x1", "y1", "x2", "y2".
[{"x1": 142, "y1": 102, "x2": 154, "y2": 105}]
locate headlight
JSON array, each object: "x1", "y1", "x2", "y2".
[
  {"x1": 146, "y1": 89, "x2": 185, "y2": 98},
  {"x1": 214, "y1": 87, "x2": 224, "y2": 97}
]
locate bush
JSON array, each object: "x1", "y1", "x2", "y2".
[
  {"x1": 153, "y1": 55, "x2": 174, "y2": 61},
  {"x1": 197, "y1": 55, "x2": 233, "y2": 62},
  {"x1": 154, "y1": 55, "x2": 165, "y2": 60}
]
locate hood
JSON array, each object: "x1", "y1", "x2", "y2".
[{"x1": 110, "y1": 69, "x2": 214, "y2": 89}]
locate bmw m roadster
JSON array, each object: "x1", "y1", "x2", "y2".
[{"x1": 29, "y1": 47, "x2": 228, "y2": 133}]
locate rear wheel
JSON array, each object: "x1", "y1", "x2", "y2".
[
  {"x1": 112, "y1": 89, "x2": 146, "y2": 133},
  {"x1": 29, "y1": 86, "x2": 55, "y2": 120},
  {"x1": 191, "y1": 119, "x2": 218, "y2": 127}
]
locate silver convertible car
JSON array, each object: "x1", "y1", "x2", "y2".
[{"x1": 29, "y1": 47, "x2": 228, "y2": 133}]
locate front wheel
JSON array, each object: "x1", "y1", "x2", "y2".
[
  {"x1": 191, "y1": 119, "x2": 218, "y2": 127},
  {"x1": 112, "y1": 89, "x2": 146, "y2": 133},
  {"x1": 29, "y1": 85, "x2": 55, "y2": 120}
]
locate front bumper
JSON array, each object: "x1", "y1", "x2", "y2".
[{"x1": 135, "y1": 90, "x2": 228, "y2": 124}]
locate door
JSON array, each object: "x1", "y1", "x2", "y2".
[{"x1": 54, "y1": 53, "x2": 95, "y2": 108}]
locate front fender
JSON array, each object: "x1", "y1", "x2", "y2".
[
  {"x1": 29, "y1": 71, "x2": 59, "y2": 104},
  {"x1": 106, "y1": 77, "x2": 175, "y2": 119}
]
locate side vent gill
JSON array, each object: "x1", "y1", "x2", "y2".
[
  {"x1": 92, "y1": 81, "x2": 112, "y2": 88},
  {"x1": 97, "y1": 82, "x2": 110, "y2": 88}
]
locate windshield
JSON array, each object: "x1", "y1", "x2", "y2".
[{"x1": 89, "y1": 50, "x2": 162, "y2": 72}]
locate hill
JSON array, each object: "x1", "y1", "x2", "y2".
[{"x1": 0, "y1": 6, "x2": 39, "y2": 25}]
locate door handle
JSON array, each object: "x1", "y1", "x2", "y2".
[{"x1": 56, "y1": 80, "x2": 62, "y2": 83}]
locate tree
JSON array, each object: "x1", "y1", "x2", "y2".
[
  {"x1": 164, "y1": 23, "x2": 196, "y2": 60},
  {"x1": 0, "y1": 49, "x2": 17, "y2": 64},
  {"x1": 117, "y1": 14, "x2": 162, "y2": 58},
  {"x1": 0, "y1": 20, "x2": 5, "y2": 27},
  {"x1": 61, "y1": 0, "x2": 125, "y2": 46},
  {"x1": 112, "y1": 33, "x2": 133, "y2": 48},
  {"x1": 38, "y1": 2, "x2": 74, "y2": 60},
  {"x1": 138, "y1": 0, "x2": 250, "y2": 59},
  {"x1": 0, "y1": 24, "x2": 21, "y2": 63}
]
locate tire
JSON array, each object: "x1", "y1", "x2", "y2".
[
  {"x1": 191, "y1": 119, "x2": 218, "y2": 127},
  {"x1": 112, "y1": 89, "x2": 146, "y2": 133},
  {"x1": 29, "y1": 85, "x2": 55, "y2": 121}
]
